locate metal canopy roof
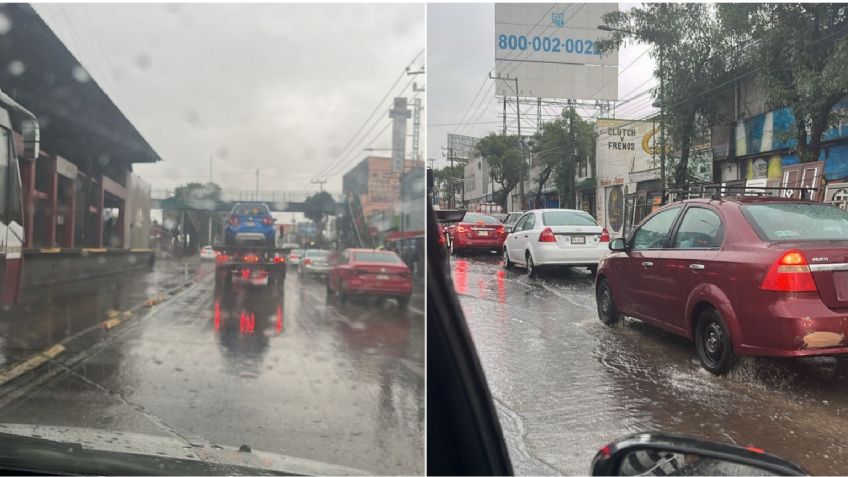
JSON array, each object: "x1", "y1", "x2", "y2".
[{"x1": 0, "y1": 4, "x2": 160, "y2": 165}]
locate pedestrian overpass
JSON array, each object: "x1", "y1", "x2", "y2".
[{"x1": 150, "y1": 189, "x2": 343, "y2": 213}]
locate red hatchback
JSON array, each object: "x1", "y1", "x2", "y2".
[
  {"x1": 327, "y1": 249, "x2": 413, "y2": 308},
  {"x1": 596, "y1": 196, "x2": 848, "y2": 374},
  {"x1": 447, "y1": 212, "x2": 507, "y2": 255}
]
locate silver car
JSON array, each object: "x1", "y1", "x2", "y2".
[{"x1": 299, "y1": 249, "x2": 332, "y2": 278}]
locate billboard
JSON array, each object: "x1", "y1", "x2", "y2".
[
  {"x1": 446, "y1": 133, "x2": 479, "y2": 159},
  {"x1": 495, "y1": 3, "x2": 619, "y2": 100}
]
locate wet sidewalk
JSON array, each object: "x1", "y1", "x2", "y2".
[{"x1": 0, "y1": 257, "x2": 205, "y2": 369}]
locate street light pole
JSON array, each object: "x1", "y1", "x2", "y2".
[{"x1": 489, "y1": 72, "x2": 524, "y2": 211}]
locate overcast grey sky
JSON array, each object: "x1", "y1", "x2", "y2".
[
  {"x1": 35, "y1": 3, "x2": 425, "y2": 195},
  {"x1": 427, "y1": 3, "x2": 656, "y2": 168}
]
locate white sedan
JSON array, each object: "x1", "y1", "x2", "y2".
[
  {"x1": 502, "y1": 208, "x2": 609, "y2": 277},
  {"x1": 200, "y1": 245, "x2": 217, "y2": 260}
]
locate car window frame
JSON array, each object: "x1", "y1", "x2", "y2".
[
  {"x1": 669, "y1": 204, "x2": 725, "y2": 250},
  {"x1": 512, "y1": 214, "x2": 529, "y2": 233},
  {"x1": 628, "y1": 205, "x2": 683, "y2": 251},
  {"x1": 522, "y1": 213, "x2": 536, "y2": 231}
]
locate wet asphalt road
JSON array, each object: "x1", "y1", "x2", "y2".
[
  {"x1": 0, "y1": 259, "x2": 424, "y2": 475},
  {"x1": 453, "y1": 252, "x2": 848, "y2": 475}
]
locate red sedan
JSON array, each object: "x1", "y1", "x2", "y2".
[
  {"x1": 596, "y1": 196, "x2": 848, "y2": 375},
  {"x1": 446, "y1": 212, "x2": 507, "y2": 255},
  {"x1": 327, "y1": 249, "x2": 413, "y2": 308}
]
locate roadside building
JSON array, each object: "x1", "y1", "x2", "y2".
[{"x1": 342, "y1": 156, "x2": 423, "y2": 219}]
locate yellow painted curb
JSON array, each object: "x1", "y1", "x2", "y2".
[
  {"x1": 39, "y1": 248, "x2": 62, "y2": 254},
  {"x1": 82, "y1": 248, "x2": 107, "y2": 253},
  {"x1": 0, "y1": 344, "x2": 65, "y2": 386},
  {"x1": 102, "y1": 318, "x2": 122, "y2": 330}
]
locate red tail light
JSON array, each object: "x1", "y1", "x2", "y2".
[
  {"x1": 600, "y1": 228, "x2": 610, "y2": 243},
  {"x1": 229, "y1": 215, "x2": 239, "y2": 226},
  {"x1": 761, "y1": 250, "x2": 817, "y2": 292},
  {"x1": 216, "y1": 254, "x2": 229, "y2": 263},
  {"x1": 262, "y1": 216, "x2": 273, "y2": 225},
  {"x1": 456, "y1": 225, "x2": 467, "y2": 233},
  {"x1": 496, "y1": 225, "x2": 505, "y2": 235},
  {"x1": 243, "y1": 254, "x2": 259, "y2": 264},
  {"x1": 274, "y1": 255, "x2": 285, "y2": 263},
  {"x1": 539, "y1": 227, "x2": 556, "y2": 243},
  {"x1": 303, "y1": 258, "x2": 312, "y2": 266}
]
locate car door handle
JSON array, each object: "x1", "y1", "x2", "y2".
[
  {"x1": 689, "y1": 263, "x2": 705, "y2": 270},
  {"x1": 641, "y1": 261, "x2": 653, "y2": 267}
]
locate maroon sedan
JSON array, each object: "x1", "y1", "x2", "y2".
[
  {"x1": 447, "y1": 212, "x2": 507, "y2": 255},
  {"x1": 327, "y1": 249, "x2": 413, "y2": 308},
  {"x1": 596, "y1": 196, "x2": 848, "y2": 375}
]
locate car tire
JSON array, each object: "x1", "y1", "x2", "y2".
[
  {"x1": 695, "y1": 308, "x2": 736, "y2": 375},
  {"x1": 526, "y1": 253, "x2": 539, "y2": 278},
  {"x1": 449, "y1": 238, "x2": 458, "y2": 256},
  {"x1": 588, "y1": 264, "x2": 598, "y2": 275},
  {"x1": 503, "y1": 247, "x2": 514, "y2": 269},
  {"x1": 397, "y1": 296, "x2": 410, "y2": 308},
  {"x1": 337, "y1": 281, "x2": 348, "y2": 304},
  {"x1": 596, "y1": 279, "x2": 620, "y2": 326}
]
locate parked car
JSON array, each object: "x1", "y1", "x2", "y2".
[
  {"x1": 223, "y1": 202, "x2": 276, "y2": 247},
  {"x1": 502, "y1": 211, "x2": 524, "y2": 233},
  {"x1": 287, "y1": 248, "x2": 305, "y2": 265},
  {"x1": 446, "y1": 212, "x2": 506, "y2": 255},
  {"x1": 326, "y1": 249, "x2": 412, "y2": 307},
  {"x1": 596, "y1": 196, "x2": 848, "y2": 375},
  {"x1": 299, "y1": 249, "x2": 332, "y2": 278},
  {"x1": 503, "y1": 209, "x2": 609, "y2": 277},
  {"x1": 199, "y1": 245, "x2": 217, "y2": 261}
]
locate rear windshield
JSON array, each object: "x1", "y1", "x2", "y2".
[
  {"x1": 742, "y1": 203, "x2": 848, "y2": 241},
  {"x1": 463, "y1": 213, "x2": 500, "y2": 224},
  {"x1": 305, "y1": 250, "x2": 330, "y2": 258},
  {"x1": 234, "y1": 205, "x2": 269, "y2": 216},
  {"x1": 542, "y1": 211, "x2": 597, "y2": 226},
  {"x1": 353, "y1": 252, "x2": 403, "y2": 264}
]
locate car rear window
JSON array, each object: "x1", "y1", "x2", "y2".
[
  {"x1": 234, "y1": 205, "x2": 269, "y2": 216},
  {"x1": 305, "y1": 250, "x2": 330, "y2": 258},
  {"x1": 463, "y1": 213, "x2": 500, "y2": 224},
  {"x1": 542, "y1": 211, "x2": 597, "y2": 226},
  {"x1": 353, "y1": 252, "x2": 403, "y2": 264},
  {"x1": 742, "y1": 203, "x2": 848, "y2": 241}
]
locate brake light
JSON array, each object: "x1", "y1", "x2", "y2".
[
  {"x1": 262, "y1": 216, "x2": 273, "y2": 225},
  {"x1": 229, "y1": 215, "x2": 239, "y2": 226},
  {"x1": 496, "y1": 225, "x2": 505, "y2": 235},
  {"x1": 274, "y1": 255, "x2": 285, "y2": 263},
  {"x1": 216, "y1": 254, "x2": 229, "y2": 263},
  {"x1": 456, "y1": 225, "x2": 467, "y2": 233},
  {"x1": 303, "y1": 258, "x2": 312, "y2": 266},
  {"x1": 243, "y1": 254, "x2": 259, "y2": 264},
  {"x1": 600, "y1": 228, "x2": 610, "y2": 243},
  {"x1": 761, "y1": 250, "x2": 817, "y2": 292},
  {"x1": 539, "y1": 227, "x2": 556, "y2": 243}
]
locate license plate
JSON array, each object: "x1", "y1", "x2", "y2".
[
  {"x1": 477, "y1": 230, "x2": 489, "y2": 236},
  {"x1": 246, "y1": 221, "x2": 255, "y2": 227},
  {"x1": 571, "y1": 236, "x2": 586, "y2": 244},
  {"x1": 376, "y1": 274, "x2": 390, "y2": 280}
]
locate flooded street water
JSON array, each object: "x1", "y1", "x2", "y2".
[{"x1": 453, "y1": 253, "x2": 848, "y2": 475}]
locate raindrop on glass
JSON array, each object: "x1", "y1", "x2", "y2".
[
  {"x1": 7, "y1": 60, "x2": 25, "y2": 76},
  {"x1": 71, "y1": 65, "x2": 90, "y2": 83}
]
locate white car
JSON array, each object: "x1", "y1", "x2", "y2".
[
  {"x1": 199, "y1": 245, "x2": 217, "y2": 260},
  {"x1": 503, "y1": 208, "x2": 609, "y2": 277}
]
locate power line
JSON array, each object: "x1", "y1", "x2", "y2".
[{"x1": 452, "y1": 71, "x2": 494, "y2": 134}]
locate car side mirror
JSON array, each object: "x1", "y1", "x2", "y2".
[
  {"x1": 609, "y1": 238, "x2": 627, "y2": 252},
  {"x1": 591, "y1": 433, "x2": 806, "y2": 476}
]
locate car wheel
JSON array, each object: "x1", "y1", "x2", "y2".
[
  {"x1": 526, "y1": 253, "x2": 539, "y2": 278},
  {"x1": 695, "y1": 308, "x2": 736, "y2": 375},
  {"x1": 503, "y1": 247, "x2": 514, "y2": 269},
  {"x1": 397, "y1": 296, "x2": 410, "y2": 308},
  {"x1": 449, "y1": 238, "x2": 458, "y2": 256},
  {"x1": 596, "y1": 279, "x2": 620, "y2": 326},
  {"x1": 588, "y1": 264, "x2": 598, "y2": 275}
]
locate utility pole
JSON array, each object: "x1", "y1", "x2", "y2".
[
  {"x1": 502, "y1": 96, "x2": 507, "y2": 135},
  {"x1": 659, "y1": 46, "x2": 666, "y2": 202},
  {"x1": 537, "y1": 97, "x2": 542, "y2": 131},
  {"x1": 310, "y1": 179, "x2": 327, "y2": 193},
  {"x1": 255, "y1": 169, "x2": 259, "y2": 199},
  {"x1": 490, "y1": 72, "x2": 524, "y2": 211}
]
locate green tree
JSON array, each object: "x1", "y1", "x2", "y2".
[
  {"x1": 476, "y1": 133, "x2": 521, "y2": 211},
  {"x1": 597, "y1": 3, "x2": 730, "y2": 190},
  {"x1": 303, "y1": 191, "x2": 336, "y2": 246},
  {"x1": 718, "y1": 4, "x2": 848, "y2": 163},
  {"x1": 532, "y1": 108, "x2": 596, "y2": 209},
  {"x1": 433, "y1": 164, "x2": 464, "y2": 208}
]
